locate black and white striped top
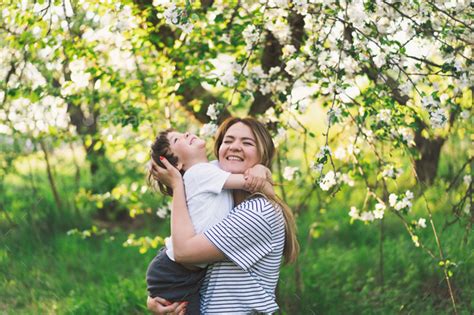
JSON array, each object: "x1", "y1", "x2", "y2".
[{"x1": 201, "y1": 196, "x2": 285, "y2": 314}]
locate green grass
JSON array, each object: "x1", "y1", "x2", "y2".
[
  {"x1": 1, "y1": 151, "x2": 473, "y2": 314},
  {"x1": 2, "y1": 208, "x2": 471, "y2": 314},
  {"x1": 278, "y1": 208, "x2": 474, "y2": 315},
  {"x1": 0, "y1": 227, "x2": 160, "y2": 315}
]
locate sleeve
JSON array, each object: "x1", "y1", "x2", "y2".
[
  {"x1": 204, "y1": 199, "x2": 273, "y2": 271},
  {"x1": 185, "y1": 163, "x2": 231, "y2": 196}
]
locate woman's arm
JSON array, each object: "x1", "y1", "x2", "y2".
[{"x1": 152, "y1": 158, "x2": 226, "y2": 264}]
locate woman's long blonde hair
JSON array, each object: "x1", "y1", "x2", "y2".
[{"x1": 214, "y1": 117, "x2": 300, "y2": 264}]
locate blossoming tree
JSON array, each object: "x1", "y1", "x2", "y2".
[{"x1": 0, "y1": 0, "x2": 472, "y2": 312}]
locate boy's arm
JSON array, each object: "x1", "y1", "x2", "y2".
[
  {"x1": 222, "y1": 174, "x2": 247, "y2": 190},
  {"x1": 223, "y1": 164, "x2": 275, "y2": 197}
]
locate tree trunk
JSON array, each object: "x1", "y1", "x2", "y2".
[
  {"x1": 414, "y1": 130, "x2": 445, "y2": 184},
  {"x1": 39, "y1": 140, "x2": 64, "y2": 211}
]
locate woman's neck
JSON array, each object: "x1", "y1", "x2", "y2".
[{"x1": 233, "y1": 189, "x2": 250, "y2": 205}]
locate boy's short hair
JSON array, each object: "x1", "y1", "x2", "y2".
[{"x1": 148, "y1": 129, "x2": 183, "y2": 196}]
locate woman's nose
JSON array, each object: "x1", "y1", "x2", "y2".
[
  {"x1": 184, "y1": 132, "x2": 190, "y2": 138},
  {"x1": 229, "y1": 142, "x2": 242, "y2": 151}
]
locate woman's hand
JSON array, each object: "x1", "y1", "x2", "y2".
[
  {"x1": 147, "y1": 296, "x2": 187, "y2": 315},
  {"x1": 150, "y1": 157, "x2": 183, "y2": 189}
]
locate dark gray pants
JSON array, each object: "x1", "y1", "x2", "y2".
[{"x1": 146, "y1": 248, "x2": 207, "y2": 315}]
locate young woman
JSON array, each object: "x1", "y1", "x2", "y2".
[{"x1": 149, "y1": 117, "x2": 299, "y2": 314}]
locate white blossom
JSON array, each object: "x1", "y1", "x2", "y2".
[
  {"x1": 156, "y1": 206, "x2": 169, "y2": 219},
  {"x1": 464, "y1": 201, "x2": 471, "y2": 215},
  {"x1": 334, "y1": 146, "x2": 346, "y2": 160},
  {"x1": 347, "y1": 144, "x2": 360, "y2": 156},
  {"x1": 316, "y1": 145, "x2": 331, "y2": 159},
  {"x1": 327, "y1": 107, "x2": 342, "y2": 123},
  {"x1": 373, "y1": 203, "x2": 386, "y2": 219},
  {"x1": 163, "y1": 4, "x2": 193, "y2": 34},
  {"x1": 319, "y1": 171, "x2": 337, "y2": 191},
  {"x1": 349, "y1": 206, "x2": 360, "y2": 219},
  {"x1": 398, "y1": 127, "x2": 415, "y2": 146},
  {"x1": 265, "y1": 18, "x2": 290, "y2": 44},
  {"x1": 389, "y1": 193, "x2": 398, "y2": 207},
  {"x1": 285, "y1": 58, "x2": 305, "y2": 77},
  {"x1": 460, "y1": 110, "x2": 470, "y2": 120},
  {"x1": 377, "y1": 109, "x2": 391, "y2": 123},
  {"x1": 340, "y1": 173, "x2": 354, "y2": 186},
  {"x1": 382, "y1": 165, "x2": 396, "y2": 179},
  {"x1": 360, "y1": 211, "x2": 375, "y2": 222},
  {"x1": 283, "y1": 166, "x2": 298, "y2": 181},
  {"x1": 243, "y1": 24, "x2": 259, "y2": 50},
  {"x1": 274, "y1": 127, "x2": 286, "y2": 147},
  {"x1": 199, "y1": 122, "x2": 218, "y2": 138},
  {"x1": 310, "y1": 161, "x2": 324, "y2": 173},
  {"x1": 463, "y1": 175, "x2": 472, "y2": 186},
  {"x1": 389, "y1": 190, "x2": 414, "y2": 211},
  {"x1": 430, "y1": 107, "x2": 447, "y2": 129},
  {"x1": 282, "y1": 44, "x2": 296, "y2": 58},
  {"x1": 417, "y1": 218, "x2": 427, "y2": 228},
  {"x1": 206, "y1": 103, "x2": 221, "y2": 121}
]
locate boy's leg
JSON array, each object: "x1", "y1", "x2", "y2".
[{"x1": 146, "y1": 248, "x2": 207, "y2": 305}]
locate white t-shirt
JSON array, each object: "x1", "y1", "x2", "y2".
[{"x1": 165, "y1": 161, "x2": 233, "y2": 266}]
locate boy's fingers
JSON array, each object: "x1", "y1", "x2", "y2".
[{"x1": 255, "y1": 178, "x2": 265, "y2": 191}]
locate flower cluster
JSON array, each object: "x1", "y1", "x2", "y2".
[
  {"x1": 162, "y1": 4, "x2": 193, "y2": 34},
  {"x1": 349, "y1": 202, "x2": 387, "y2": 222},
  {"x1": 243, "y1": 24, "x2": 259, "y2": 50},
  {"x1": 283, "y1": 166, "x2": 299, "y2": 181},
  {"x1": 319, "y1": 171, "x2": 336, "y2": 191},
  {"x1": 389, "y1": 190, "x2": 414, "y2": 212},
  {"x1": 2, "y1": 96, "x2": 69, "y2": 136},
  {"x1": 421, "y1": 95, "x2": 447, "y2": 129},
  {"x1": 206, "y1": 103, "x2": 223, "y2": 121},
  {"x1": 200, "y1": 122, "x2": 218, "y2": 138}
]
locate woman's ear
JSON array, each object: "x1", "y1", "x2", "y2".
[{"x1": 176, "y1": 162, "x2": 184, "y2": 171}]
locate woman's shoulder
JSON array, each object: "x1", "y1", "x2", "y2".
[{"x1": 238, "y1": 195, "x2": 278, "y2": 213}]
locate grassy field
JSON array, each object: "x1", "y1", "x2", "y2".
[
  {"x1": 2, "y1": 207, "x2": 473, "y2": 314},
  {"x1": 1, "y1": 154, "x2": 473, "y2": 314}
]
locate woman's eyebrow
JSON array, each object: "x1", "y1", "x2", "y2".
[
  {"x1": 241, "y1": 137, "x2": 256, "y2": 142},
  {"x1": 224, "y1": 135, "x2": 255, "y2": 142}
]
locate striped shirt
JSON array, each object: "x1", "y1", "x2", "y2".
[{"x1": 201, "y1": 196, "x2": 285, "y2": 314}]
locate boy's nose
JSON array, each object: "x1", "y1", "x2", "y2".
[{"x1": 184, "y1": 132, "x2": 190, "y2": 138}]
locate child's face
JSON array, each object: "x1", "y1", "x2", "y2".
[{"x1": 167, "y1": 131, "x2": 207, "y2": 170}]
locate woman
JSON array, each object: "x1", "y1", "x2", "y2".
[{"x1": 149, "y1": 117, "x2": 299, "y2": 314}]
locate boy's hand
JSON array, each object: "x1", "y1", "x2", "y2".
[
  {"x1": 244, "y1": 164, "x2": 273, "y2": 184},
  {"x1": 151, "y1": 157, "x2": 183, "y2": 189},
  {"x1": 244, "y1": 174, "x2": 275, "y2": 198}
]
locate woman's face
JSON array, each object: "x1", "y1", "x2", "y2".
[{"x1": 218, "y1": 122, "x2": 260, "y2": 174}]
